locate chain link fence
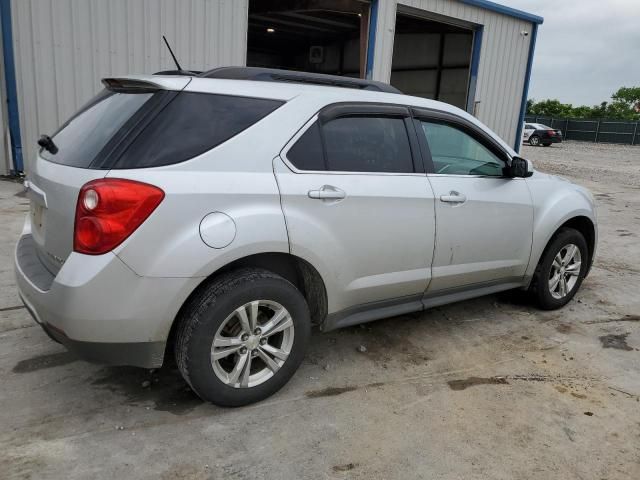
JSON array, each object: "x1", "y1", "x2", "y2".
[{"x1": 525, "y1": 115, "x2": 640, "y2": 145}]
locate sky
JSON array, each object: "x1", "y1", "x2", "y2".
[{"x1": 502, "y1": 0, "x2": 640, "y2": 106}]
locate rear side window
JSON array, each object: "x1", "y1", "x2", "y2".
[
  {"x1": 116, "y1": 93, "x2": 283, "y2": 168},
  {"x1": 41, "y1": 90, "x2": 153, "y2": 167},
  {"x1": 287, "y1": 116, "x2": 414, "y2": 173},
  {"x1": 323, "y1": 117, "x2": 413, "y2": 173},
  {"x1": 287, "y1": 122, "x2": 325, "y2": 171}
]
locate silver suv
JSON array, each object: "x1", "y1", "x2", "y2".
[{"x1": 15, "y1": 68, "x2": 597, "y2": 406}]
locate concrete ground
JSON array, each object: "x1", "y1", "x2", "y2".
[{"x1": 1, "y1": 141, "x2": 639, "y2": 479}]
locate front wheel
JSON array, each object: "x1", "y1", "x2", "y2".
[
  {"x1": 175, "y1": 268, "x2": 311, "y2": 406},
  {"x1": 530, "y1": 228, "x2": 588, "y2": 309},
  {"x1": 529, "y1": 135, "x2": 540, "y2": 146}
]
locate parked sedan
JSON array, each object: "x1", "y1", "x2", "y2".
[{"x1": 523, "y1": 123, "x2": 563, "y2": 146}]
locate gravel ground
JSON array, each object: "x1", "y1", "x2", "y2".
[{"x1": 1, "y1": 141, "x2": 639, "y2": 479}]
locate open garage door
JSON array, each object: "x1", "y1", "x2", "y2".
[
  {"x1": 391, "y1": 12, "x2": 474, "y2": 110},
  {"x1": 247, "y1": 0, "x2": 371, "y2": 78}
]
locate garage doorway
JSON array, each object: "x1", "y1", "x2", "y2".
[
  {"x1": 391, "y1": 12, "x2": 475, "y2": 110},
  {"x1": 247, "y1": 0, "x2": 371, "y2": 78}
]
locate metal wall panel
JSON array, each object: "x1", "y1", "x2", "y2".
[
  {"x1": 10, "y1": 0, "x2": 248, "y2": 171},
  {"x1": 372, "y1": 0, "x2": 533, "y2": 148},
  {"x1": 0, "y1": 21, "x2": 8, "y2": 175}
]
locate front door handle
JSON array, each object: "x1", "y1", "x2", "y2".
[
  {"x1": 439, "y1": 191, "x2": 467, "y2": 204},
  {"x1": 308, "y1": 185, "x2": 346, "y2": 200}
]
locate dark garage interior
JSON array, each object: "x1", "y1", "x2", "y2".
[
  {"x1": 391, "y1": 12, "x2": 473, "y2": 108},
  {"x1": 247, "y1": 0, "x2": 371, "y2": 78}
]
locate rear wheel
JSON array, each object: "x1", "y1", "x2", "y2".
[
  {"x1": 530, "y1": 228, "x2": 588, "y2": 309},
  {"x1": 175, "y1": 268, "x2": 311, "y2": 406},
  {"x1": 529, "y1": 135, "x2": 540, "y2": 146}
]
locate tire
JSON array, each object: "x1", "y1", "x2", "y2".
[
  {"x1": 542, "y1": 143, "x2": 551, "y2": 147},
  {"x1": 175, "y1": 268, "x2": 311, "y2": 407},
  {"x1": 530, "y1": 228, "x2": 588, "y2": 310},
  {"x1": 529, "y1": 135, "x2": 540, "y2": 146}
]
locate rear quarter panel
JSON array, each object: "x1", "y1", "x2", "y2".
[{"x1": 109, "y1": 96, "x2": 323, "y2": 278}]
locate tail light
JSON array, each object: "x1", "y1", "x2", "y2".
[{"x1": 74, "y1": 178, "x2": 164, "y2": 255}]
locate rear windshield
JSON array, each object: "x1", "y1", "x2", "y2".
[
  {"x1": 42, "y1": 89, "x2": 283, "y2": 169},
  {"x1": 41, "y1": 90, "x2": 153, "y2": 167}
]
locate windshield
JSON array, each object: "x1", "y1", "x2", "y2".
[{"x1": 41, "y1": 90, "x2": 153, "y2": 167}]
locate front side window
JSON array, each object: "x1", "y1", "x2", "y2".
[{"x1": 420, "y1": 121, "x2": 505, "y2": 176}]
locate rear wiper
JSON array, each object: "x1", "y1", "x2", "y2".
[{"x1": 37, "y1": 135, "x2": 58, "y2": 155}]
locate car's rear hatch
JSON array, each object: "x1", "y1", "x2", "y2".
[{"x1": 25, "y1": 76, "x2": 191, "y2": 275}]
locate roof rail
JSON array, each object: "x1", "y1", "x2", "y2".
[
  {"x1": 153, "y1": 69, "x2": 202, "y2": 76},
  {"x1": 199, "y1": 66, "x2": 402, "y2": 94}
]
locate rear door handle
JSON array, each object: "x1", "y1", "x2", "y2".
[
  {"x1": 439, "y1": 191, "x2": 466, "y2": 204},
  {"x1": 308, "y1": 185, "x2": 346, "y2": 200}
]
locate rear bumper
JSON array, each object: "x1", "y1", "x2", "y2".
[
  {"x1": 14, "y1": 219, "x2": 200, "y2": 368},
  {"x1": 21, "y1": 297, "x2": 165, "y2": 367},
  {"x1": 544, "y1": 136, "x2": 562, "y2": 143}
]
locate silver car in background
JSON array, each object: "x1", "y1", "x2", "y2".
[{"x1": 15, "y1": 68, "x2": 597, "y2": 406}]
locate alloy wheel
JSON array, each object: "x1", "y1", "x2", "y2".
[
  {"x1": 548, "y1": 243, "x2": 582, "y2": 299},
  {"x1": 211, "y1": 300, "x2": 295, "y2": 388}
]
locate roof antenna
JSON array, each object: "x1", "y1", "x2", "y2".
[{"x1": 162, "y1": 35, "x2": 183, "y2": 71}]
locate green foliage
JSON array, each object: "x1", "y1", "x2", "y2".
[
  {"x1": 612, "y1": 86, "x2": 640, "y2": 108},
  {"x1": 527, "y1": 87, "x2": 640, "y2": 120}
]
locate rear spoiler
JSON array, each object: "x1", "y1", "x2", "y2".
[
  {"x1": 102, "y1": 78, "x2": 162, "y2": 93},
  {"x1": 102, "y1": 76, "x2": 191, "y2": 93}
]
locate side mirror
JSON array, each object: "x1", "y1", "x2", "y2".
[{"x1": 509, "y1": 156, "x2": 533, "y2": 178}]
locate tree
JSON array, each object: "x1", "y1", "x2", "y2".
[
  {"x1": 612, "y1": 87, "x2": 640, "y2": 111},
  {"x1": 527, "y1": 87, "x2": 640, "y2": 120},
  {"x1": 527, "y1": 99, "x2": 574, "y2": 117},
  {"x1": 526, "y1": 98, "x2": 534, "y2": 114}
]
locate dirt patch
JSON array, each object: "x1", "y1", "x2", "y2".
[
  {"x1": 509, "y1": 374, "x2": 549, "y2": 382},
  {"x1": 306, "y1": 382, "x2": 384, "y2": 398},
  {"x1": 91, "y1": 366, "x2": 202, "y2": 415},
  {"x1": 599, "y1": 333, "x2": 634, "y2": 351},
  {"x1": 596, "y1": 259, "x2": 640, "y2": 275},
  {"x1": 306, "y1": 386, "x2": 358, "y2": 398},
  {"x1": 447, "y1": 376, "x2": 508, "y2": 391},
  {"x1": 351, "y1": 324, "x2": 431, "y2": 367},
  {"x1": 571, "y1": 392, "x2": 587, "y2": 399},
  {"x1": 13, "y1": 352, "x2": 79, "y2": 373},
  {"x1": 0, "y1": 305, "x2": 25, "y2": 312},
  {"x1": 332, "y1": 463, "x2": 358, "y2": 472},
  {"x1": 556, "y1": 324, "x2": 573, "y2": 334},
  {"x1": 584, "y1": 315, "x2": 640, "y2": 325}
]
